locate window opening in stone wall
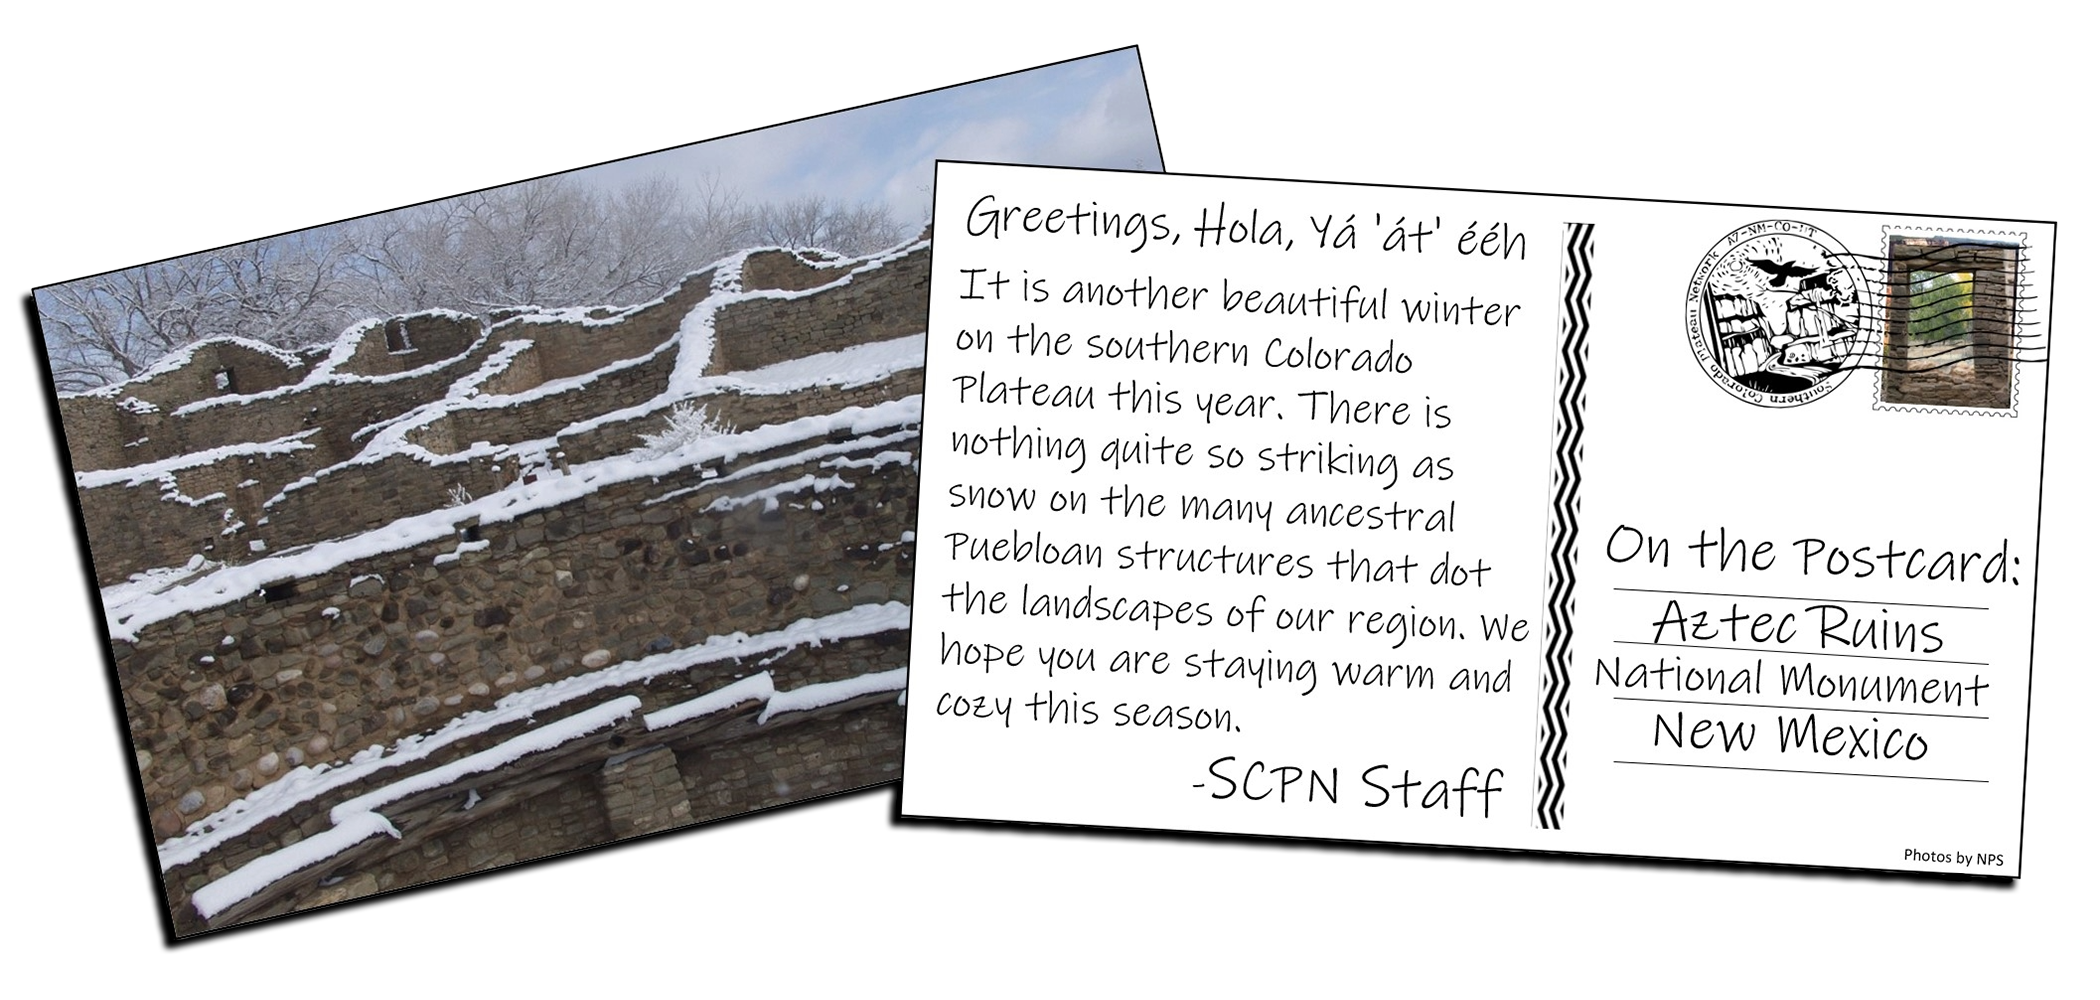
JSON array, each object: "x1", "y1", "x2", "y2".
[
  {"x1": 262, "y1": 581, "x2": 297, "y2": 603},
  {"x1": 385, "y1": 319, "x2": 413, "y2": 353},
  {"x1": 461, "y1": 523, "x2": 482, "y2": 543},
  {"x1": 213, "y1": 369, "x2": 236, "y2": 393},
  {"x1": 1882, "y1": 238, "x2": 2019, "y2": 409}
]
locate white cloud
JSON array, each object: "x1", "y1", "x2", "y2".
[
  {"x1": 1042, "y1": 62, "x2": 1162, "y2": 171},
  {"x1": 569, "y1": 50, "x2": 1159, "y2": 225}
]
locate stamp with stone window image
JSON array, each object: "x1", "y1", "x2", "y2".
[
  {"x1": 1874, "y1": 232, "x2": 2039, "y2": 412},
  {"x1": 1685, "y1": 219, "x2": 1872, "y2": 407}
]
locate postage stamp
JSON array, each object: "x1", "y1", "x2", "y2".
[{"x1": 1873, "y1": 225, "x2": 2035, "y2": 416}]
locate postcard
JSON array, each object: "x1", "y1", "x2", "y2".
[
  {"x1": 901, "y1": 161, "x2": 2052, "y2": 874},
  {"x1": 30, "y1": 50, "x2": 1162, "y2": 937}
]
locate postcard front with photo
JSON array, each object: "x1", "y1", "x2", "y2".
[{"x1": 31, "y1": 49, "x2": 1162, "y2": 937}]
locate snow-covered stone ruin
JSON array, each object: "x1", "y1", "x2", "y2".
[{"x1": 58, "y1": 236, "x2": 930, "y2": 933}]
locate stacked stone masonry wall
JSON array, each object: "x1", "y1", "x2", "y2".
[
  {"x1": 554, "y1": 368, "x2": 926, "y2": 466},
  {"x1": 520, "y1": 267, "x2": 718, "y2": 381},
  {"x1": 337, "y1": 313, "x2": 481, "y2": 378},
  {"x1": 406, "y1": 344, "x2": 678, "y2": 458},
  {"x1": 123, "y1": 436, "x2": 919, "y2": 841},
  {"x1": 79, "y1": 443, "x2": 328, "y2": 583},
  {"x1": 62, "y1": 332, "x2": 499, "y2": 476},
  {"x1": 741, "y1": 249, "x2": 847, "y2": 293},
  {"x1": 257, "y1": 367, "x2": 919, "y2": 558},
  {"x1": 715, "y1": 246, "x2": 930, "y2": 371},
  {"x1": 163, "y1": 644, "x2": 905, "y2": 933},
  {"x1": 125, "y1": 341, "x2": 314, "y2": 412},
  {"x1": 65, "y1": 241, "x2": 932, "y2": 931},
  {"x1": 67, "y1": 246, "x2": 928, "y2": 584}
]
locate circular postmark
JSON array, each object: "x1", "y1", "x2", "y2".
[{"x1": 1686, "y1": 219, "x2": 1868, "y2": 407}]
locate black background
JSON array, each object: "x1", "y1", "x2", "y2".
[{"x1": 8, "y1": 44, "x2": 2058, "y2": 953}]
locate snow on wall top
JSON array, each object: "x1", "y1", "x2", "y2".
[
  {"x1": 257, "y1": 239, "x2": 923, "y2": 522},
  {"x1": 102, "y1": 396, "x2": 922, "y2": 641},
  {"x1": 66, "y1": 335, "x2": 309, "y2": 400},
  {"x1": 85, "y1": 234, "x2": 929, "y2": 634},
  {"x1": 303, "y1": 308, "x2": 481, "y2": 377},
  {"x1": 172, "y1": 314, "x2": 492, "y2": 417},
  {"x1": 72, "y1": 233, "x2": 923, "y2": 482},
  {"x1": 74, "y1": 430, "x2": 321, "y2": 490}
]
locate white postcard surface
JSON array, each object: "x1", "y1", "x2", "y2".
[{"x1": 901, "y1": 162, "x2": 2052, "y2": 874}]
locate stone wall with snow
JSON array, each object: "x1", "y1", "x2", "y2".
[
  {"x1": 551, "y1": 368, "x2": 925, "y2": 466},
  {"x1": 257, "y1": 368, "x2": 925, "y2": 555},
  {"x1": 68, "y1": 244, "x2": 932, "y2": 588},
  {"x1": 492, "y1": 267, "x2": 723, "y2": 383},
  {"x1": 715, "y1": 242, "x2": 931, "y2": 371},
  {"x1": 336, "y1": 311, "x2": 483, "y2": 378},
  {"x1": 122, "y1": 437, "x2": 919, "y2": 837},
  {"x1": 56, "y1": 237, "x2": 932, "y2": 934},
  {"x1": 741, "y1": 248, "x2": 850, "y2": 292},
  {"x1": 74, "y1": 439, "x2": 319, "y2": 581},
  {"x1": 60, "y1": 330, "x2": 469, "y2": 475},
  {"x1": 163, "y1": 626, "x2": 911, "y2": 934}
]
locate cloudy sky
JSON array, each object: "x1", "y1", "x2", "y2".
[{"x1": 570, "y1": 48, "x2": 1160, "y2": 222}]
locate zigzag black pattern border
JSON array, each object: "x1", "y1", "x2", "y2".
[{"x1": 1534, "y1": 222, "x2": 1592, "y2": 830}]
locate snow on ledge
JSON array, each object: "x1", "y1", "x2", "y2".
[
  {"x1": 187, "y1": 645, "x2": 911, "y2": 920},
  {"x1": 191, "y1": 697, "x2": 638, "y2": 921},
  {"x1": 640, "y1": 662, "x2": 906, "y2": 731},
  {"x1": 641, "y1": 673, "x2": 775, "y2": 730},
  {"x1": 92, "y1": 240, "x2": 924, "y2": 536},
  {"x1": 326, "y1": 697, "x2": 640, "y2": 827},
  {"x1": 105, "y1": 398, "x2": 920, "y2": 641},
  {"x1": 75, "y1": 431, "x2": 320, "y2": 490},
  {"x1": 190, "y1": 811, "x2": 401, "y2": 921},
  {"x1": 432, "y1": 539, "x2": 490, "y2": 565},
  {"x1": 640, "y1": 427, "x2": 918, "y2": 509},
  {"x1": 755, "y1": 667, "x2": 906, "y2": 725},
  {"x1": 156, "y1": 602, "x2": 911, "y2": 872}
]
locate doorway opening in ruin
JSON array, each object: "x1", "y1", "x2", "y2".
[{"x1": 1882, "y1": 237, "x2": 2020, "y2": 409}]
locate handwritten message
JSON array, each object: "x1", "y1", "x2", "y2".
[{"x1": 907, "y1": 170, "x2": 1560, "y2": 828}]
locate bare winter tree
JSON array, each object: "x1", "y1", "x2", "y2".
[
  {"x1": 752, "y1": 194, "x2": 910, "y2": 256},
  {"x1": 345, "y1": 175, "x2": 706, "y2": 313},
  {"x1": 36, "y1": 230, "x2": 362, "y2": 392},
  {"x1": 601, "y1": 174, "x2": 701, "y2": 301},
  {"x1": 456, "y1": 179, "x2": 579, "y2": 306},
  {"x1": 681, "y1": 172, "x2": 760, "y2": 264},
  {"x1": 39, "y1": 173, "x2": 910, "y2": 391}
]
